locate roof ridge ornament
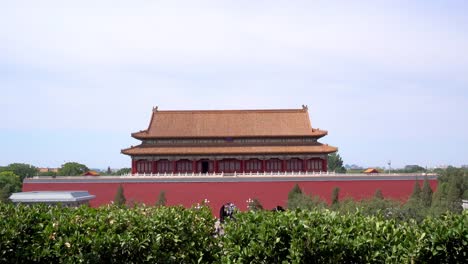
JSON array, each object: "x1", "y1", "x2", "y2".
[
  {"x1": 302, "y1": 104, "x2": 308, "y2": 110},
  {"x1": 152, "y1": 106, "x2": 159, "y2": 112}
]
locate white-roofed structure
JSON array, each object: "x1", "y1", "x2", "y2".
[{"x1": 9, "y1": 191, "x2": 95, "y2": 206}]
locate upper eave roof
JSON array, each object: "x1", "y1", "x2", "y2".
[
  {"x1": 121, "y1": 144, "x2": 338, "y2": 156},
  {"x1": 131, "y1": 108, "x2": 328, "y2": 139}
]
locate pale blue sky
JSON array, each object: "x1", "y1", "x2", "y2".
[{"x1": 1, "y1": 0, "x2": 467, "y2": 169}]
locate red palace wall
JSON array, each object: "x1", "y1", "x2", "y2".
[{"x1": 23, "y1": 178, "x2": 438, "y2": 216}]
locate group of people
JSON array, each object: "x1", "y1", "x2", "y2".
[{"x1": 214, "y1": 202, "x2": 285, "y2": 236}]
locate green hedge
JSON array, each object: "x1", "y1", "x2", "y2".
[
  {"x1": 0, "y1": 204, "x2": 218, "y2": 263},
  {"x1": 0, "y1": 204, "x2": 467, "y2": 263},
  {"x1": 221, "y1": 210, "x2": 468, "y2": 263}
]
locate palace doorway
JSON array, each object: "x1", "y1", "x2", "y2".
[{"x1": 201, "y1": 161, "x2": 209, "y2": 173}]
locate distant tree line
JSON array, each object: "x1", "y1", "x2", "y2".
[{"x1": 0, "y1": 162, "x2": 131, "y2": 202}]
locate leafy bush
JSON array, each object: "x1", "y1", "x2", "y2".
[
  {"x1": 221, "y1": 210, "x2": 467, "y2": 263},
  {"x1": 0, "y1": 171, "x2": 21, "y2": 202},
  {"x1": 0, "y1": 204, "x2": 466, "y2": 263},
  {"x1": 0, "y1": 203, "x2": 218, "y2": 263}
]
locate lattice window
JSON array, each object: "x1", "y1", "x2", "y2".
[
  {"x1": 266, "y1": 159, "x2": 282, "y2": 172},
  {"x1": 157, "y1": 160, "x2": 173, "y2": 173},
  {"x1": 306, "y1": 159, "x2": 323, "y2": 171},
  {"x1": 286, "y1": 159, "x2": 303, "y2": 172},
  {"x1": 245, "y1": 159, "x2": 262, "y2": 172},
  {"x1": 176, "y1": 160, "x2": 193, "y2": 173},
  {"x1": 137, "y1": 160, "x2": 152, "y2": 173},
  {"x1": 218, "y1": 159, "x2": 241, "y2": 173}
]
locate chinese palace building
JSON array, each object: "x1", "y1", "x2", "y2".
[
  {"x1": 24, "y1": 106, "x2": 438, "y2": 214},
  {"x1": 121, "y1": 106, "x2": 338, "y2": 175}
]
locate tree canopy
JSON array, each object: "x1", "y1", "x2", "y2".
[
  {"x1": 421, "y1": 176, "x2": 433, "y2": 207},
  {"x1": 288, "y1": 184, "x2": 303, "y2": 200},
  {"x1": 155, "y1": 191, "x2": 167, "y2": 207},
  {"x1": 446, "y1": 175, "x2": 463, "y2": 213},
  {"x1": 331, "y1": 187, "x2": 340, "y2": 206},
  {"x1": 374, "y1": 189, "x2": 384, "y2": 200},
  {"x1": 114, "y1": 168, "x2": 131, "y2": 176},
  {"x1": 58, "y1": 162, "x2": 89, "y2": 176},
  {"x1": 247, "y1": 198, "x2": 264, "y2": 211},
  {"x1": 287, "y1": 184, "x2": 326, "y2": 210},
  {"x1": 327, "y1": 153, "x2": 346, "y2": 173},
  {"x1": 0, "y1": 163, "x2": 38, "y2": 181},
  {"x1": 114, "y1": 185, "x2": 126, "y2": 206},
  {"x1": 0, "y1": 171, "x2": 22, "y2": 202},
  {"x1": 410, "y1": 181, "x2": 422, "y2": 202}
]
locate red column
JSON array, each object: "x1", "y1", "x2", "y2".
[
  {"x1": 241, "y1": 160, "x2": 245, "y2": 173},
  {"x1": 172, "y1": 160, "x2": 177, "y2": 174},
  {"x1": 191, "y1": 160, "x2": 196, "y2": 173},
  {"x1": 282, "y1": 159, "x2": 287, "y2": 172},
  {"x1": 131, "y1": 160, "x2": 137, "y2": 174},
  {"x1": 152, "y1": 161, "x2": 157, "y2": 174},
  {"x1": 322, "y1": 158, "x2": 327, "y2": 172},
  {"x1": 262, "y1": 159, "x2": 266, "y2": 172}
]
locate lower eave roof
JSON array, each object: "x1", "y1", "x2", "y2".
[{"x1": 121, "y1": 144, "x2": 337, "y2": 156}]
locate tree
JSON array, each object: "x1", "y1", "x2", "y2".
[
  {"x1": 431, "y1": 182, "x2": 448, "y2": 215},
  {"x1": 327, "y1": 153, "x2": 346, "y2": 173},
  {"x1": 114, "y1": 185, "x2": 126, "y2": 206},
  {"x1": 39, "y1": 171, "x2": 57, "y2": 177},
  {"x1": 247, "y1": 198, "x2": 264, "y2": 211},
  {"x1": 288, "y1": 193, "x2": 326, "y2": 210},
  {"x1": 430, "y1": 166, "x2": 466, "y2": 215},
  {"x1": 0, "y1": 171, "x2": 22, "y2": 202},
  {"x1": 288, "y1": 184, "x2": 303, "y2": 200},
  {"x1": 114, "y1": 168, "x2": 131, "y2": 176},
  {"x1": 402, "y1": 165, "x2": 426, "y2": 173},
  {"x1": 421, "y1": 176, "x2": 433, "y2": 207},
  {"x1": 409, "y1": 181, "x2": 422, "y2": 202},
  {"x1": 0, "y1": 163, "x2": 38, "y2": 181},
  {"x1": 287, "y1": 184, "x2": 326, "y2": 210},
  {"x1": 404, "y1": 181, "x2": 424, "y2": 218},
  {"x1": 331, "y1": 187, "x2": 340, "y2": 206},
  {"x1": 155, "y1": 190, "x2": 167, "y2": 206},
  {"x1": 374, "y1": 189, "x2": 384, "y2": 200},
  {"x1": 446, "y1": 175, "x2": 463, "y2": 213},
  {"x1": 58, "y1": 162, "x2": 89, "y2": 176},
  {"x1": 359, "y1": 198, "x2": 401, "y2": 218}
]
